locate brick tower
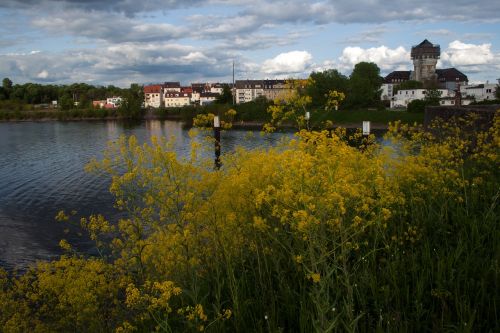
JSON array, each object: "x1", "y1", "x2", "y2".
[{"x1": 410, "y1": 39, "x2": 440, "y2": 83}]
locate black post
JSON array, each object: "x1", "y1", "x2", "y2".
[{"x1": 214, "y1": 115, "x2": 221, "y2": 169}]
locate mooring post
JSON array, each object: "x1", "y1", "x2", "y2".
[
  {"x1": 362, "y1": 121, "x2": 370, "y2": 136},
  {"x1": 214, "y1": 115, "x2": 221, "y2": 169}
]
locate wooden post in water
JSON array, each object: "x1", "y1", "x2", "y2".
[{"x1": 214, "y1": 115, "x2": 221, "y2": 169}]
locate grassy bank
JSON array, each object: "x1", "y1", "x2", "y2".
[
  {"x1": 0, "y1": 113, "x2": 498, "y2": 332},
  {"x1": 312, "y1": 108, "x2": 424, "y2": 127}
]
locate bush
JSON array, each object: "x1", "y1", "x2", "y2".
[
  {"x1": 407, "y1": 99, "x2": 428, "y2": 113},
  {"x1": 1, "y1": 113, "x2": 499, "y2": 332}
]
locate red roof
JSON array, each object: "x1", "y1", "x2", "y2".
[{"x1": 144, "y1": 85, "x2": 163, "y2": 94}]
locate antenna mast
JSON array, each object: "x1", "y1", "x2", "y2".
[{"x1": 232, "y1": 60, "x2": 236, "y2": 105}]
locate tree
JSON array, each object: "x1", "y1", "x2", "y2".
[
  {"x1": 59, "y1": 94, "x2": 74, "y2": 111},
  {"x1": 306, "y1": 69, "x2": 348, "y2": 108},
  {"x1": 325, "y1": 90, "x2": 345, "y2": 111},
  {"x1": 215, "y1": 84, "x2": 233, "y2": 104},
  {"x1": 346, "y1": 62, "x2": 383, "y2": 108},
  {"x1": 2, "y1": 78, "x2": 13, "y2": 99},
  {"x1": 118, "y1": 84, "x2": 144, "y2": 119},
  {"x1": 424, "y1": 89, "x2": 442, "y2": 105},
  {"x1": 495, "y1": 82, "x2": 500, "y2": 100},
  {"x1": 264, "y1": 80, "x2": 312, "y2": 132}
]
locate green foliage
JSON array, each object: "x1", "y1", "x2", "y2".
[
  {"x1": 118, "y1": 84, "x2": 145, "y2": 119},
  {"x1": 264, "y1": 80, "x2": 312, "y2": 131},
  {"x1": 58, "y1": 94, "x2": 74, "y2": 111},
  {"x1": 314, "y1": 108, "x2": 424, "y2": 125},
  {"x1": 215, "y1": 84, "x2": 233, "y2": 104},
  {"x1": 306, "y1": 69, "x2": 348, "y2": 108},
  {"x1": 424, "y1": 88, "x2": 442, "y2": 105},
  {"x1": 346, "y1": 62, "x2": 383, "y2": 108},
  {"x1": 407, "y1": 99, "x2": 428, "y2": 113}
]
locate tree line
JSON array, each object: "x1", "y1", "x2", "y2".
[{"x1": 0, "y1": 78, "x2": 144, "y2": 118}]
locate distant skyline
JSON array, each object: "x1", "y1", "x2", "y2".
[{"x1": 1, "y1": 0, "x2": 499, "y2": 87}]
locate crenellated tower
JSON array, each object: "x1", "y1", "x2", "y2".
[{"x1": 410, "y1": 39, "x2": 440, "y2": 83}]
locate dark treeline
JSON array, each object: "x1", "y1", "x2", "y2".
[
  {"x1": 0, "y1": 78, "x2": 133, "y2": 109},
  {"x1": 0, "y1": 78, "x2": 144, "y2": 118}
]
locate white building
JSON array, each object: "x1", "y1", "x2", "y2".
[
  {"x1": 461, "y1": 83, "x2": 497, "y2": 102},
  {"x1": 200, "y1": 93, "x2": 218, "y2": 106},
  {"x1": 391, "y1": 89, "x2": 451, "y2": 108},
  {"x1": 106, "y1": 96, "x2": 122, "y2": 107},
  {"x1": 210, "y1": 84, "x2": 224, "y2": 95},
  {"x1": 380, "y1": 83, "x2": 394, "y2": 101},
  {"x1": 235, "y1": 80, "x2": 264, "y2": 104},
  {"x1": 144, "y1": 85, "x2": 164, "y2": 108},
  {"x1": 164, "y1": 92, "x2": 191, "y2": 108}
]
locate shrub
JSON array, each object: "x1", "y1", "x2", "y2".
[{"x1": 1, "y1": 112, "x2": 499, "y2": 332}]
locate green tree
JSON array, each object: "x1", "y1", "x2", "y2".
[
  {"x1": 59, "y1": 94, "x2": 74, "y2": 111},
  {"x1": 2, "y1": 78, "x2": 13, "y2": 99},
  {"x1": 118, "y1": 84, "x2": 144, "y2": 119},
  {"x1": 346, "y1": 62, "x2": 383, "y2": 108},
  {"x1": 2, "y1": 78, "x2": 13, "y2": 90},
  {"x1": 215, "y1": 84, "x2": 233, "y2": 104},
  {"x1": 495, "y1": 82, "x2": 500, "y2": 100},
  {"x1": 306, "y1": 69, "x2": 348, "y2": 108},
  {"x1": 424, "y1": 88, "x2": 442, "y2": 105}
]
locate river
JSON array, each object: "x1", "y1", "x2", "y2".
[{"x1": 0, "y1": 120, "x2": 292, "y2": 270}]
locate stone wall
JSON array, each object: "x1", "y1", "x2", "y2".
[{"x1": 424, "y1": 105, "x2": 498, "y2": 131}]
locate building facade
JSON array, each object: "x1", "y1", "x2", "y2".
[{"x1": 144, "y1": 85, "x2": 164, "y2": 108}]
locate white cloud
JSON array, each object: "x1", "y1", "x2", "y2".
[
  {"x1": 261, "y1": 51, "x2": 313, "y2": 75},
  {"x1": 338, "y1": 46, "x2": 409, "y2": 73},
  {"x1": 36, "y1": 70, "x2": 48, "y2": 78},
  {"x1": 440, "y1": 40, "x2": 494, "y2": 66}
]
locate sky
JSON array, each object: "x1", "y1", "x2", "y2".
[{"x1": 0, "y1": 0, "x2": 499, "y2": 87}]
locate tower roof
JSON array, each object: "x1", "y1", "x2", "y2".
[{"x1": 411, "y1": 39, "x2": 440, "y2": 59}]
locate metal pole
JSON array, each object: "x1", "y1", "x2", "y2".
[
  {"x1": 232, "y1": 61, "x2": 236, "y2": 105},
  {"x1": 214, "y1": 115, "x2": 221, "y2": 169}
]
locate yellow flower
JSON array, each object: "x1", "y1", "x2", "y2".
[{"x1": 309, "y1": 273, "x2": 321, "y2": 283}]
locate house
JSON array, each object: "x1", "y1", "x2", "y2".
[
  {"x1": 106, "y1": 96, "x2": 122, "y2": 108},
  {"x1": 144, "y1": 84, "x2": 164, "y2": 108},
  {"x1": 164, "y1": 92, "x2": 191, "y2": 108},
  {"x1": 460, "y1": 83, "x2": 497, "y2": 102},
  {"x1": 210, "y1": 83, "x2": 224, "y2": 95},
  {"x1": 235, "y1": 80, "x2": 263, "y2": 104},
  {"x1": 262, "y1": 80, "x2": 288, "y2": 101},
  {"x1": 92, "y1": 100, "x2": 106, "y2": 108},
  {"x1": 200, "y1": 92, "x2": 219, "y2": 106},
  {"x1": 391, "y1": 88, "x2": 451, "y2": 108},
  {"x1": 164, "y1": 82, "x2": 181, "y2": 92}
]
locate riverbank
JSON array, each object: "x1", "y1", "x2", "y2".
[{"x1": 0, "y1": 110, "x2": 412, "y2": 130}]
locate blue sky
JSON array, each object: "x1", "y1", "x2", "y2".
[{"x1": 0, "y1": 0, "x2": 499, "y2": 87}]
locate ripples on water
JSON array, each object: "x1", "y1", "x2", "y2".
[{"x1": 0, "y1": 120, "x2": 292, "y2": 270}]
